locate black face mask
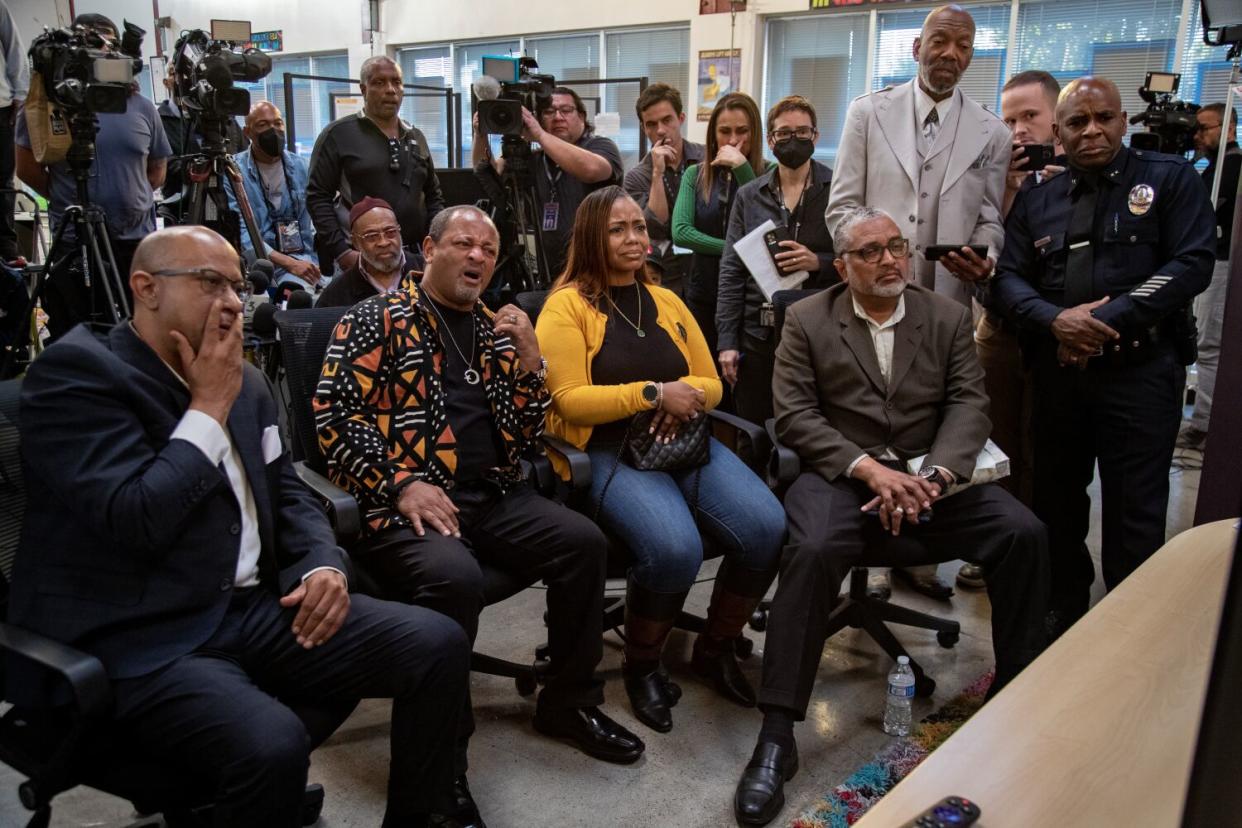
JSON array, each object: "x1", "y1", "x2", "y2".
[
  {"x1": 772, "y1": 136, "x2": 815, "y2": 168},
  {"x1": 256, "y1": 128, "x2": 284, "y2": 158}
]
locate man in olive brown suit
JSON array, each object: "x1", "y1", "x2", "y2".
[{"x1": 732, "y1": 205, "x2": 1048, "y2": 826}]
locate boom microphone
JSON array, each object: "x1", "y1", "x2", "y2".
[
  {"x1": 247, "y1": 258, "x2": 274, "y2": 293},
  {"x1": 286, "y1": 290, "x2": 314, "y2": 310}
]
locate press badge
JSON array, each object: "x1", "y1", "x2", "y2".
[
  {"x1": 542, "y1": 202, "x2": 559, "y2": 232},
  {"x1": 277, "y1": 220, "x2": 305, "y2": 254}
]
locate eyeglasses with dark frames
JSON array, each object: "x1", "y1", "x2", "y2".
[
  {"x1": 842, "y1": 237, "x2": 911, "y2": 264},
  {"x1": 149, "y1": 269, "x2": 253, "y2": 303},
  {"x1": 771, "y1": 127, "x2": 818, "y2": 142}
]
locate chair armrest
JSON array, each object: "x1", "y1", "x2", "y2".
[
  {"x1": 764, "y1": 419, "x2": 801, "y2": 486},
  {"x1": 708, "y1": 409, "x2": 770, "y2": 472},
  {"x1": 0, "y1": 622, "x2": 110, "y2": 718},
  {"x1": 295, "y1": 461, "x2": 361, "y2": 543},
  {"x1": 540, "y1": 436, "x2": 592, "y2": 491}
]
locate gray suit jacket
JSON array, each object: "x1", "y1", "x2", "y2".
[
  {"x1": 824, "y1": 80, "x2": 1009, "y2": 306},
  {"x1": 773, "y1": 283, "x2": 990, "y2": 484}
]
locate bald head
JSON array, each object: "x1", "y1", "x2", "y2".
[
  {"x1": 1054, "y1": 76, "x2": 1127, "y2": 170},
  {"x1": 131, "y1": 225, "x2": 237, "y2": 277},
  {"x1": 915, "y1": 5, "x2": 976, "y2": 98},
  {"x1": 245, "y1": 101, "x2": 282, "y2": 130}
]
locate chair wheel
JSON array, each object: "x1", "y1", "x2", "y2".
[
  {"x1": 736, "y1": 636, "x2": 754, "y2": 659},
  {"x1": 748, "y1": 608, "x2": 768, "y2": 632},
  {"x1": 516, "y1": 672, "x2": 538, "y2": 696},
  {"x1": 915, "y1": 674, "x2": 936, "y2": 697},
  {"x1": 937, "y1": 629, "x2": 960, "y2": 648}
]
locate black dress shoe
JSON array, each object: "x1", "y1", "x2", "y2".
[
  {"x1": 533, "y1": 705, "x2": 645, "y2": 764},
  {"x1": 624, "y1": 667, "x2": 673, "y2": 732},
  {"x1": 656, "y1": 664, "x2": 682, "y2": 706},
  {"x1": 734, "y1": 740, "x2": 799, "y2": 826},
  {"x1": 430, "y1": 776, "x2": 485, "y2": 828},
  {"x1": 692, "y1": 638, "x2": 756, "y2": 707}
]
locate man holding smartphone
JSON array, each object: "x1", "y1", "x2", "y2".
[{"x1": 956, "y1": 70, "x2": 1064, "y2": 590}]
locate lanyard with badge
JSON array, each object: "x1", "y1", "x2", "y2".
[
  {"x1": 774, "y1": 170, "x2": 811, "y2": 242},
  {"x1": 257, "y1": 158, "x2": 305, "y2": 255},
  {"x1": 543, "y1": 160, "x2": 564, "y2": 232}
]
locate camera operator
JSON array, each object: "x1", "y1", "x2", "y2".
[
  {"x1": 157, "y1": 74, "x2": 246, "y2": 224},
  {"x1": 0, "y1": 1, "x2": 27, "y2": 265},
  {"x1": 307, "y1": 55, "x2": 442, "y2": 278},
  {"x1": 623, "y1": 83, "x2": 704, "y2": 296},
  {"x1": 473, "y1": 86, "x2": 622, "y2": 280},
  {"x1": 226, "y1": 101, "x2": 319, "y2": 294},
  {"x1": 14, "y1": 13, "x2": 171, "y2": 340},
  {"x1": 1178, "y1": 103, "x2": 1240, "y2": 451}
]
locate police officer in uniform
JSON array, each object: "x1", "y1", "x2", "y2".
[{"x1": 991, "y1": 76, "x2": 1214, "y2": 637}]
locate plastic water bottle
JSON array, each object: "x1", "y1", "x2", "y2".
[{"x1": 883, "y1": 656, "x2": 915, "y2": 736}]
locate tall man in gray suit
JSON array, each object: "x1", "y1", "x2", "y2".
[
  {"x1": 823, "y1": 3, "x2": 1011, "y2": 601},
  {"x1": 731, "y1": 207, "x2": 1047, "y2": 827}
]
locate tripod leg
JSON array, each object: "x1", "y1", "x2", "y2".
[{"x1": 0, "y1": 215, "x2": 79, "y2": 375}]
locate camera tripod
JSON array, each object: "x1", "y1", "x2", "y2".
[
  {"x1": 1, "y1": 111, "x2": 129, "y2": 377},
  {"x1": 184, "y1": 115, "x2": 268, "y2": 262},
  {"x1": 492, "y1": 135, "x2": 553, "y2": 293}
]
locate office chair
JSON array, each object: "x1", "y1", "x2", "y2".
[
  {"x1": 514, "y1": 289, "x2": 770, "y2": 657},
  {"x1": 0, "y1": 378, "x2": 335, "y2": 828},
  {"x1": 274, "y1": 304, "x2": 545, "y2": 695},
  {"x1": 747, "y1": 288, "x2": 961, "y2": 697}
]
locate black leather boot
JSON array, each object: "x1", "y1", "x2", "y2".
[
  {"x1": 621, "y1": 576, "x2": 689, "y2": 733},
  {"x1": 692, "y1": 560, "x2": 776, "y2": 707}
]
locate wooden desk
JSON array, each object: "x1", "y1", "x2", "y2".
[{"x1": 854, "y1": 519, "x2": 1238, "y2": 828}]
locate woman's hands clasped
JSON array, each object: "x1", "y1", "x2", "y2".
[{"x1": 646, "y1": 381, "x2": 706, "y2": 444}]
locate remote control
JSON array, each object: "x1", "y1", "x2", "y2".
[{"x1": 899, "y1": 796, "x2": 981, "y2": 828}]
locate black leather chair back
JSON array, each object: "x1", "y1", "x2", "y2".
[
  {"x1": 0, "y1": 379, "x2": 21, "y2": 605},
  {"x1": 515, "y1": 289, "x2": 550, "y2": 326},
  {"x1": 274, "y1": 306, "x2": 351, "y2": 471}
]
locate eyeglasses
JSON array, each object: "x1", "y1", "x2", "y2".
[
  {"x1": 355, "y1": 226, "x2": 401, "y2": 244},
  {"x1": 1193, "y1": 122, "x2": 1221, "y2": 133},
  {"x1": 150, "y1": 269, "x2": 252, "y2": 302},
  {"x1": 387, "y1": 137, "x2": 402, "y2": 172},
  {"x1": 843, "y1": 237, "x2": 911, "y2": 264},
  {"x1": 541, "y1": 105, "x2": 579, "y2": 119},
  {"x1": 771, "y1": 127, "x2": 817, "y2": 142}
]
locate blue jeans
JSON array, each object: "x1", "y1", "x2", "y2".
[{"x1": 587, "y1": 437, "x2": 786, "y2": 592}]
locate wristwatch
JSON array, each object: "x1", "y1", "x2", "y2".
[
  {"x1": 919, "y1": 466, "x2": 952, "y2": 491},
  {"x1": 530, "y1": 356, "x2": 548, "y2": 382},
  {"x1": 641, "y1": 381, "x2": 660, "y2": 408}
]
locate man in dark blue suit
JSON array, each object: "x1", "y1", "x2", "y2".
[{"x1": 10, "y1": 225, "x2": 471, "y2": 827}]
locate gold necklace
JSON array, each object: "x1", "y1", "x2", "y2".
[{"x1": 605, "y1": 281, "x2": 645, "y2": 338}]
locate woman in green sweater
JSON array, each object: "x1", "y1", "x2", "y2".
[{"x1": 671, "y1": 93, "x2": 767, "y2": 354}]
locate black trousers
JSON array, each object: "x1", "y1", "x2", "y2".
[
  {"x1": 43, "y1": 234, "x2": 139, "y2": 342},
  {"x1": 0, "y1": 105, "x2": 16, "y2": 260},
  {"x1": 734, "y1": 330, "x2": 776, "y2": 425},
  {"x1": 353, "y1": 483, "x2": 607, "y2": 709},
  {"x1": 109, "y1": 587, "x2": 468, "y2": 827},
  {"x1": 1030, "y1": 346, "x2": 1184, "y2": 619},
  {"x1": 759, "y1": 473, "x2": 1049, "y2": 717}
]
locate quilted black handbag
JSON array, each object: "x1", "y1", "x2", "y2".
[{"x1": 592, "y1": 411, "x2": 711, "y2": 521}]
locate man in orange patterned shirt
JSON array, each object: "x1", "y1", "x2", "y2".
[{"x1": 314, "y1": 206, "x2": 644, "y2": 826}]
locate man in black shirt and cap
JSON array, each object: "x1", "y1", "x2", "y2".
[
  {"x1": 307, "y1": 56, "x2": 443, "y2": 277},
  {"x1": 316, "y1": 196, "x2": 413, "y2": 308}
]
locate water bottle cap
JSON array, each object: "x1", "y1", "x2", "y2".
[{"x1": 897, "y1": 656, "x2": 909, "y2": 665}]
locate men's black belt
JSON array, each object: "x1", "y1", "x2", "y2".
[{"x1": 1082, "y1": 324, "x2": 1168, "y2": 369}]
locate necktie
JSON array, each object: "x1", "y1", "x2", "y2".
[
  {"x1": 1064, "y1": 173, "x2": 1100, "y2": 307},
  {"x1": 923, "y1": 108, "x2": 940, "y2": 148}
]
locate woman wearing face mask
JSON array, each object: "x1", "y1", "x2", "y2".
[
  {"x1": 670, "y1": 93, "x2": 767, "y2": 356},
  {"x1": 715, "y1": 95, "x2": 837, "y2": 424}
]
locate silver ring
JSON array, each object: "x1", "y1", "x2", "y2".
[
  {"x1": 893, "y1": 506, "x2": 905, "y2": 514},
  {"x1": 507, "y1": 314, "x2": 518, "y2": 323}
]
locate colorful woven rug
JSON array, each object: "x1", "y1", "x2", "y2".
[{"x1": 790, "y1": 669, "x2": 995, "y2": 828}]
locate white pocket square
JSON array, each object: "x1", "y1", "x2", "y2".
[{"x1": 261, "y1": 425, "x2": 283, "y2": 464}]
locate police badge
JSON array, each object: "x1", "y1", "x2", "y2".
[{"x1": 1128, "y1": 184, "x2": 1154, "y2": 216}]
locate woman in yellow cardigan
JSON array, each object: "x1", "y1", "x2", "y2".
[{"x1": 536, "y1": 186, "x2": 785, "y2": 734}]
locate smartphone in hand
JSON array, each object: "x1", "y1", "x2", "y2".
[{"x1": 924, "y1": 244, "x2": 988, "y2": 262}]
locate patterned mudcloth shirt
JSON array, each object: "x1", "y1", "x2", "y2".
[{"x1": 313, "y1": 280, "x2": 549, "y2": 535}]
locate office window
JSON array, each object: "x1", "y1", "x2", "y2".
[
  {"x1": 252, "y1": 53, "x2": 351, "y2": 156},
  {"x1": 1012, "y1": 0, "x2": 1183, "y2": 135},
  {"x1": 605, "y1": 28, "x2": 691, "y2": 169},
  {"x1": 872, "y1": 4, "x2": 1011, "y2": 111},
  {"x1": 765, "y1": 13, "x2": 870, "y2": 166},
  {"x1": 399, "y1": 46, "x2": 454, "y2": 167},
  {"x1": 1179, "y1": 0, "x2": 1234, "y2": 106}
]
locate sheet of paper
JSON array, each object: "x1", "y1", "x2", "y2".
[
  {"x1": 906, "y1": 439, "x2": 1011, "y2": 498},
  {"x1": 734, "y1": 219, "x2": 808, "y2": 301}
]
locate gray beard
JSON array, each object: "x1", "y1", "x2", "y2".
[
  {"x1": 857, "y1": 280, "x2": 906, "y2": 299},
  {"x1": 360, "y1": 250, "x2": 401, "y2": 278},
  {"x1": 919, "y1": 66, "x2": 958, "y2": 98}
]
